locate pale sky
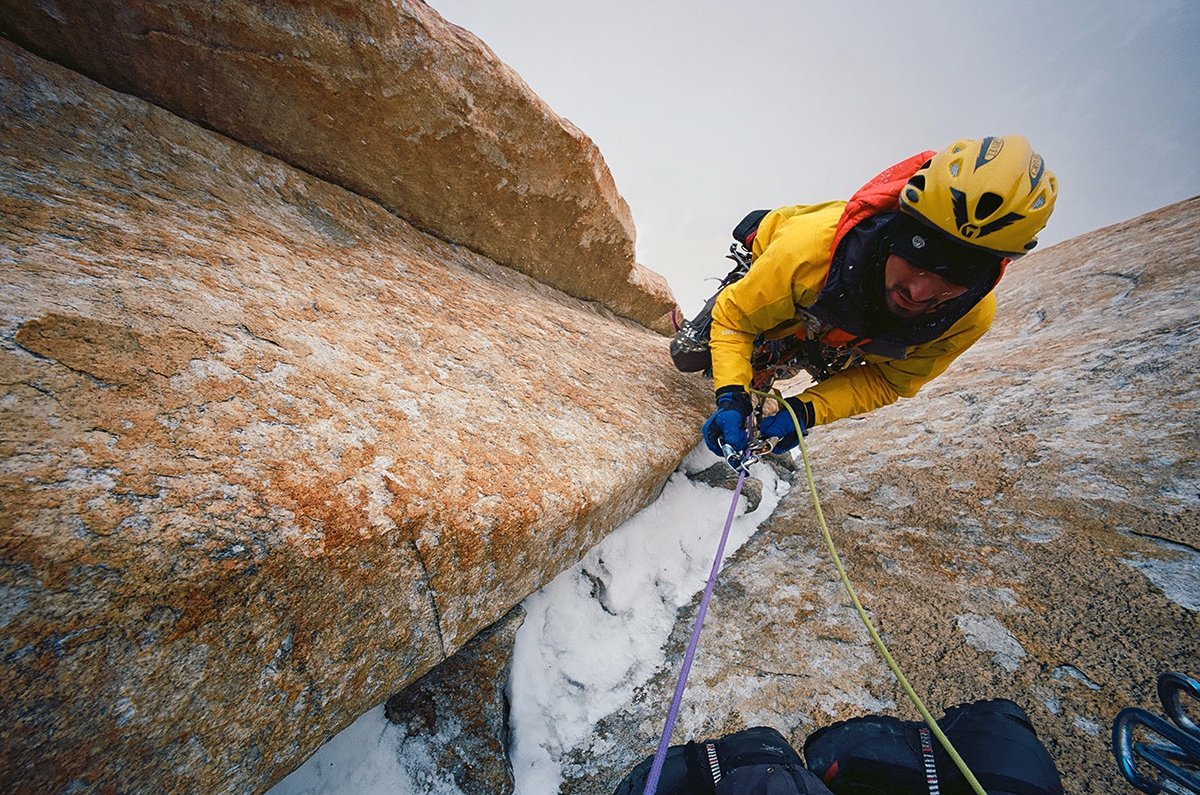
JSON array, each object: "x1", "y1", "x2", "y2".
[{"x1": 429, "y1": 1, "x2": 1200, "y2": 314}]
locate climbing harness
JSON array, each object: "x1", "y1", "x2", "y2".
[
  {"x1": 748, "y1": 310, "x2": 868, "y2": 391},
  {"x1": 643, "y1": 389, "x2": 990, "y2": 795},
  {"x1": 669, "y1": 241, "x2": 870, "y2": 388},
  {"x1": 1113, "y1": 671, "x2": 1200, "y2": 793}
]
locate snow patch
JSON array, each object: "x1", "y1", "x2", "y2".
[
  {"x1": 269, "y1": 705, "x2": 464, "y2": 795},
  {"x1": 265, "y1": 445, "x2": 786, "y2": 795},
  {"x1": 508, "y1": 446, "x2": 787, "y2": 793}
]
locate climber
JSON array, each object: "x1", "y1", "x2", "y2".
[
  {"x1": 673, "y1": 136, "x2": 1058, "y2": 459},
  {"x1": 613, "y1": 699, "x2": 1064, "y2": 795}
]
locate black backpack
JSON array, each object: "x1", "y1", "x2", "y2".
[
  {"x1": 802, "y1": 699, "x2": 1064, "y2": 795},
  {"x1": 613, "y1": 725, "x2": 833, "y2": 795}
]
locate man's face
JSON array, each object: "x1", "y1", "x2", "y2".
[{"x1": 883, "y1": 254, "x2": 970, "y2": 318}]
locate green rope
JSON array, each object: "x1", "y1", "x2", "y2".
[{"x1": 750, "y1": 388, "x2": 988, "y2": 795}]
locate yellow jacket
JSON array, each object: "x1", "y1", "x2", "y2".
[{"x1": 709, "y1": 203, "x2": 995, "y2": 427}]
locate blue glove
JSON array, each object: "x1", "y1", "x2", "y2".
[
  {"x1": 759, "y1": 398, "x2": 815, "y2": 453},
  {"x1": 702, "y1": 386, "x2": 752, "y2": 456}
]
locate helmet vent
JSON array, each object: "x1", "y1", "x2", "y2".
[
  {"x1": 975, "y1": 192, "x2": 1004, "y2": 220},
  {"x1": 950, "y1": 163, "x2": 960, "y2": 177},
  {"x1": 908, "y1": 175, "x2": 926, "y2": 191},
  {"x1": 1032, "y1": 195, "x2": 1046, "y2": 210}
]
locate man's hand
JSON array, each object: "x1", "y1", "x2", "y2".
[
  {"x1": 702, "y1": 386, "x2": 752, "y2": 456},
  {"x1": 759, "y1": 398, "x2": 815, "y2": 453}
]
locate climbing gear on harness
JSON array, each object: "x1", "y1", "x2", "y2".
[
  {"x1": 899, "y1": 135, "x2": 1058, "y2": 258},
  {"x1": 703, "y1": 386, "x2": 753, "y2": 457},
  {"x1": 748, "y1": 313, "x2": 870, "y2": 391},
  {"x1": 1113, "y1": 671, "x2": 1200, "y2": 794},
  {"x1": 750, "y1": 388, "x2": 990, "y2": 795},
  {"x1": 670, "y1": 243, "x2": 753, "y2": 374},
  {"x1": 758, "y1": 397, "x2": 814, "y2": 453},
  {"x1": 670, "y1": 238, "x2": 871, "y2": 387}
]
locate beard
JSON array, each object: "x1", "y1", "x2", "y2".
[{"x1": 883, "y1": 284, "x2": 943, "y2": 318}]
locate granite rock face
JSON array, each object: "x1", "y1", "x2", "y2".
[
  {"x1": 0, "y1": 41, "x2": 710, "y2": 795},
  {"x1": 0, "y1": 0, "x2": 679, "y2": 330},
  {"x1": 552, "y1": 198, "x2": 1200, "y2": 793}
]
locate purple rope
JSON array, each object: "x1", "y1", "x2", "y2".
[{"x1": 641, "y1": 467, "x2": 747, "y2": 795}]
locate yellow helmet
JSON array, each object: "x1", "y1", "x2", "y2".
[{"x1": 899, "y1": 135, "x2": 1058, "y2": 258}]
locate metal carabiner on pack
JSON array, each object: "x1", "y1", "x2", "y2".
[
  {"x1": 1159, "y1": 671, "x2": 1200, "y2": 740},
  {"x1": 1113, "y1": 671, "x2": 1200, "y2": 794}
]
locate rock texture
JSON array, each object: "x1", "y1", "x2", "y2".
[
  {"x1": 550, "y1": 198, "x2": 1200, "y2": 793},
  {"x1": 0, "y1": 40, "x2": 710, "y2": 795},
  {"x1": 385, "y1": 606, "x2": 525, "y2": 794},
  {"x1": 0, "y1": 0, "x2": 679, "y2": 330}
]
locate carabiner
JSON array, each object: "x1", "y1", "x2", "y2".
[
  {"x1": 721, "y1": 442, "x2": 749, "y2": 472},
  {"x1": 1158, "y1": 671, "x2": 1200, "y2": 741},
  {"x1": 1113, "y1": 672, "x2": 1200, "y2": 794}
]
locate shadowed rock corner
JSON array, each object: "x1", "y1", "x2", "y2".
[{"x1": 385, "y1": 606, "x2": 526, "y2": 795}]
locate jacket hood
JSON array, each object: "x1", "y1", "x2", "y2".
[{"x1": 807, "y1": 211, "x2": 999, "y2": 357}]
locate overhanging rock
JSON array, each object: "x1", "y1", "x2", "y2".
[
  {"x1": 0, "y1": 40, "x2": 709, "y2": 795},
  {"x1": 0, "y1": 0, "x2": 680, "y2": 330}
]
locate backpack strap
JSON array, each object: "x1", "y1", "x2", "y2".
[
  {"x1": 683, "y1": 740, "x2": 721, "y2": 795},
  {"x1": 830, "y1": 150, "x2": 936, "y2": 259},
  {"x1": 732, "y1": 209, "x2": 772, "y2": 249},
  {"x1": 705, "y1": 741, "x2": 723, "y2": 785},
  {"x1": 918, "y1": 727, "x2": 941, "y2": 795}
]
